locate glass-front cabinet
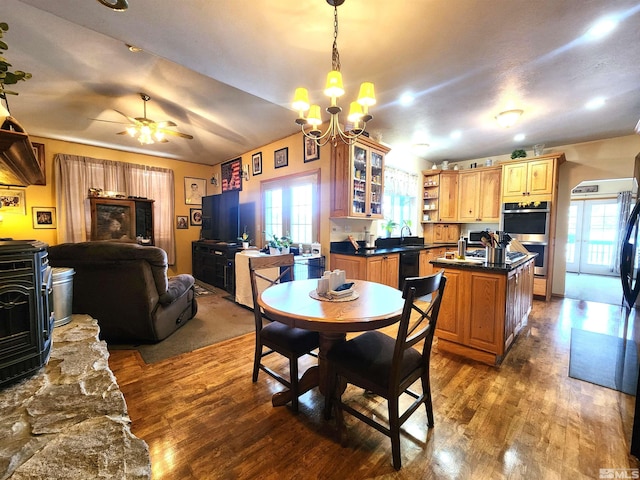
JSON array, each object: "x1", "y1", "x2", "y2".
[{"x1": 330, "y1": 137, "x2": 390, "y2": 218}]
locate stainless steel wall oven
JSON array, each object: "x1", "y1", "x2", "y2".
[{"x1": 502, "y1": 201, "x2": 551, "y2": 276}]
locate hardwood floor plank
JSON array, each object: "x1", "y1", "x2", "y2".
[{"x1": 108, "y1": 298, "x2": 640, "y2": 479}]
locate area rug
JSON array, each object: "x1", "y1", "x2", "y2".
[
  {"x1": 109, "y1": 288, "x2": 255, "y2": 364},
  {"x1": 569, "y1": 328, "x2": 638, "y2": 395}
]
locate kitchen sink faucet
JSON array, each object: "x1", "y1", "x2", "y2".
[{"x1": 400, "y1": 224, "x2": 412, "y2": 242}]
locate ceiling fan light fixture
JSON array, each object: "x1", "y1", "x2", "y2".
[
  {"x1": 96, "y1": 0, "x2": 128, "y2": 11},
  {"x1": 113, "y1": 93, "x2": 193, "y2": 145},
  {"x1": 495, "y1": 109, "x2": 523, "y2": 128}
]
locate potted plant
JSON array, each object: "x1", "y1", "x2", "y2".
[
  {"x1": 266, "y1": 232, "x2": 291, "y2": 255},
  {"x1": 511, "y1": 149, "x2": 527, "y2": 159},
  {"x1": 237, "y1": 226, "x2": 251, "y2": 249},
  {"x1": 383, "y1": 219, "x2": 398, "y2": 238}
]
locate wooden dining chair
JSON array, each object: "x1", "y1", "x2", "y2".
[
  {"x1": 326, "y1": 270, "x2": 446, "y2": 470},
  {"x1": 249, "y1": 254, "x2": 319, "y2": 412}
]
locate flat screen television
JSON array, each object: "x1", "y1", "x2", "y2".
[{"x1": 201, "y1": 191, "x2": 239, "y2": 242}]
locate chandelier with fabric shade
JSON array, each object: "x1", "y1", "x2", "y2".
[{"x1": 292, "y1": 0, "x2": 376, "y2": 147}]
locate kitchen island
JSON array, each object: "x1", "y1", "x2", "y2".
[{"x1": 430, "y1": 253, "x2": 536, "y2": 365}]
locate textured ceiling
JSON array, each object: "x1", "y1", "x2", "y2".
[{"x1": 4, "y1": 0, "x2": 640, "y2": 166}]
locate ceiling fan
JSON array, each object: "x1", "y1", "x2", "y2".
[{"x1": 99, "y1": 93, "x2": 193, "y2": 145}]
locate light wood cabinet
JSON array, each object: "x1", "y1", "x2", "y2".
[
  {"x1": 437, "y1": 172, "x2": 458, "y2": 221},
  {"x1": 433, "y1": 257, "x2": 535, "y2": 365},
  {"x1": 330, "y1": 137, "x2": 390, "y2": 218},
  {"x1": 502, "y1": 157, "x2": 554, "y2": 201},
  {"x1": 457, "y1": 167, "x2": 501, "y2": 222},
  {"x1": 433, "y1": 223, "x2": 460, "y2": 243},
  {"x1": 419, "y1": 247, "x2": 446, "y2": 276},
  {"x1": 330, "y1": 253, "x2": 399, "y2": 288}
]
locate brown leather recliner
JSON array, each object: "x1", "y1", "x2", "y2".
[{"x1": 48, "y1": 241, "x2": 197, "y2": 343}]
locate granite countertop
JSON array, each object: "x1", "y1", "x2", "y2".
[
  {"x1": 330, "y1": 238, "x2": 458, "y2": 257},
  {"x1": 431, "y1": 253, "x2": 537, "y2": 272}
]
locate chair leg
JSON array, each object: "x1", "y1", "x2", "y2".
[
  {"x1": 290, "y1": 356, "x2": 299, "y2": 413},
  {"x1": 252, "y1": 337, "x2": 262, "y2": 383},
  {"x1": 421, "y1": 372, "x2": 434, "y2": 427},
  {"x1": 324, "y1": 366, "x2": 337, "y2": 420},
  {"x1": 388, "y1": 395, "x2": 402, "y2": 470}
]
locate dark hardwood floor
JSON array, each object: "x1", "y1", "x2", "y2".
[{"x1": 108, "y1": 298, "x2": 640, "y2": 479}]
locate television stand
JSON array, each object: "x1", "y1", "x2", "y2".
[{"x1": 192, "y1": 240, "x2": 238, "y2": 294}]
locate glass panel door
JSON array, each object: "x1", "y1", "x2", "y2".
[
  {"x1": 575, "y1": 199, "x2": 619, "y2": 275},
  {"x1": 352, "y1": 145, "x2": 368, "y2": 216}
]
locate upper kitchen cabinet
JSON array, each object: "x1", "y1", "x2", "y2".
[
  {"x1": 502, "y1": 155, "x2": 565, "y2": 202},
  {"x1": 330, "y1": 137, "x2": 390, "y2": 218},
  {"x1": 457, "y1": 166, "x2": 501, "y2": 223},
  {"x1": 437, "y1": 172, "x2": 459, "y2": 222}
]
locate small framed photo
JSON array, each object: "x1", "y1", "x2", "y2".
[
  {"x1": 32, "y1": 206, "x2": 56, "y2": 229},
  {"x1": 221, "y1": 157, "x2": 242, "y2": 192},
  {"x1": 31, "y1": 142, "x2": 46, "y2": 185},
  {"x1": 303, "y1": 136, "x2": 320, "y2": 163},
  {"x1": 176, "y1": 215, "x2": 189, "y2": 229},
  {"x1": 0, "y1": 188, "x2": 26, "y2": 215},
  {"x1": 252, "y1": 152, "x2": 262, "y2": 176},
  {"x1": 190, "y1": 208, "x2": 202, "y2": 226},
  {"x1": 185, "y1": 177, "x2": 206, "y2": 205},
  {"x1": 274, "y1": 147, "x2": 288, "y2": 169}
]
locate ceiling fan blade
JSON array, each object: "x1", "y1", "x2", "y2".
[
  {"x1": 156, "y1": 120, "x2": 177, "y2": 128},
  {"x1": 160, "y1": 129, "x2": 193, "y2": 140},
  {"x1": 90, "y1": 118, "x2": 130, "y2": 125},
  {"x1": 114, "y1": 109, "x2": 141, "y2": 125}
]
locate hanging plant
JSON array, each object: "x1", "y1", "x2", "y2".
[{"x1": 0, "y1": 22, "x2": 32, "y2": 97}]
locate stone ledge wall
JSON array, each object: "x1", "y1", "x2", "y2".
[{"x1": 0, "y1": 315, "x2": 151, "y2": 479}]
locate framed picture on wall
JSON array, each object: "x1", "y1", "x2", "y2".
[
  {"x1": 252, "y1": 152, "x2": 262, "y2": 176},
  {"x1": 32, "y1": 206, "x2": 56, "y2": 229},
  {"x1": 176, "y1": 215, "x2": 189, "y2": 229},
  {"x1": 303, "y1": 136, "x2": 320, "y2": 162},
  {"x1": 274, "y1": 147, "x2": 288, "y2": 169},
  {"x1": 221, "y1": 157, "x2": 242, "y2": 192},
  {"x1": 0, "y1": 188, "x2": 26, "y2": 215},
  {"x1": 185, "y1": 177, "x2": 206, "y2": 205},
  {"x1": 190, "y1": 208, "x2": 202, "y2": 226}
]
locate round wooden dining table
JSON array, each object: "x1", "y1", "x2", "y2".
[{"x1": 258, "y1": 278, "x2": 405, "y2": 407}]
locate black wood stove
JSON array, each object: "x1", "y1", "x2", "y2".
[{"x1": 0, "y1": 240, "x2": 54, "y2": 388}]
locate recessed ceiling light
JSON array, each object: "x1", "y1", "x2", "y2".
[
  {"x1": 586, "y1": 17, "x2": 618, "y2": 41},
  {"x1": 126, "y1": 44, "x2": 143, "y2": 53},
  {"x1": 585, "y1": 97, "x2": 606, "y2": 110},
  {"x1": 399, "y1": 93, "x2": 415, "y2": 106},
  {"x1": 514, "y1": 133, "x2": 526, "y2": 142}
]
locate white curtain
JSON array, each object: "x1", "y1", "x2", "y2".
[
  {"x1": 614, "y1": 190, "x2": 633, "y2": 273},
  {"x1": 382, "y1": 167, "x2": 419, "y2": 235},
  {"x1": 54, "y1": 154, "x2": 176, "y2": 264}
]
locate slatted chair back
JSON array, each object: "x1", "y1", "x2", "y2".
[
  {"x1": 391, "y1": 269, "x2": 446, "y2": 390},
  {"x1": 249, "y1": 253, "x2": 295, "y2": 330}
]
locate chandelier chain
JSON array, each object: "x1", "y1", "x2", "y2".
[{"x1": 331, "y1": 4, "x2": 341, "y2": 72}]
